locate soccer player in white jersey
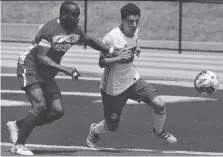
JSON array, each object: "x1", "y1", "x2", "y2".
[{"x1": 86, "y1": 3, "x2": 177, "y2": 147}]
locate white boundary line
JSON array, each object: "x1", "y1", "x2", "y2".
[
  {"x1": 0, "y1": 73, "x2": 101, "y2": 81},
  {"x1": 0, "y1": 94, "x2": 218, "y2": 107},
  {"x1": 0, "y1": 90, "x2": 218, "y2": 103},
  {"x1": 1, "y1": 142, "x2": 223, "y2": 156},
  {"x1": 1, "y1": 73, "x2": 223, "y2": 89},
  {"x1": 0, "y1": 90, "x2": 101, "y2": 97}
]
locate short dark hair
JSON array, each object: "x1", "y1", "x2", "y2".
[
  {"x1": 121, "y1": 3, "x2": 141, "y2": 20},
  {"x1": 60, "y1": 1, "x2": 78, "y2": 16}
]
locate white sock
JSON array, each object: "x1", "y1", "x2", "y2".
[
  {"x1": 92, "y1": 120, "x2": 108, "y2": 135},
  {"x1": 153, "y1": 111, "x2": 166, "y2": 134}
]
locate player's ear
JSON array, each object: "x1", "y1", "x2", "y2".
[
  {"x1": 61, "y1": 12, "x2": 66, "y2": 19},
  {"x1": 121, "y1": 18, "x2": 125, "y2": 25}
]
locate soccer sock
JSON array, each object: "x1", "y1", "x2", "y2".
[
  {"x1": 153, "y1": 110, "x2": 166, "y2": 134},
  {"x1": 16, "y1": 119, "x2": 24, "y2": 129},
  {"x1": 16, "y1": 113, "x2": 36, "y2": 145},
  {"x1": 92, "y1": 120, "x2": 109, "y2": 135}
]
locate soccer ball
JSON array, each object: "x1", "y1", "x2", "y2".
[{"x1": 194, "y1": 70, "x2": 219, "y2": 96}]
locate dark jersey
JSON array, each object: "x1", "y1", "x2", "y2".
[{"x1": 18, "y1": 18, "x2": 81, "y2": 77}]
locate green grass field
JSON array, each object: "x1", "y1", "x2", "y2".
[{"x1": 1, "y1": 1, "x2": 223, "y2": 42}]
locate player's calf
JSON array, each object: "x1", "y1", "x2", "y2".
[
  {"x1": 43, "y1": 96, "x2": 64, "y2": 125},
  {"x1": 150, "y1": 96, "x2": 177, "y2": 144},
  {"x1": 15, "y1": 102, "x2": 48, "y2": 145}
]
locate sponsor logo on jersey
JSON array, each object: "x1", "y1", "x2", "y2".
[
  {"x1": 52, "y1": 43, "x2": 72, "y2": 52},
  {"x1": 52, "y1": 34, "x2": 80, "y2": 44},
  {"x1": 52, "y1": 34, "x2": 80, "y2": 52}
]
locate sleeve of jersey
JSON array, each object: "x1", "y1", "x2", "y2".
[
  {"x1": 100, "y1": 34, "x2": 125, "y2": 58},
  {"x1": 38, "y1": 39, "x2": 51, "y2": 48},
  {"x1": 36, "y1": 26, "x2": 52, "y2": 49},
  {"x1": 100, "y1": 35, "x2": 115, "y2": 58}
]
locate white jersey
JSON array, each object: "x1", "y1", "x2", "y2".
[{"x1": 100, "y1": 27, "x2": 140, "y2": 96}]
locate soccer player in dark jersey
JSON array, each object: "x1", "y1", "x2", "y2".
[{"x1": 6, "y1": 1, "x2": 128, "y2": 155}]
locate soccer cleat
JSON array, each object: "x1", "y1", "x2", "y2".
[
  {"x1": 86, "y1": 123, "x2": 100, "y2": 148},
  {"x1": 11, "y1": 145, "x2": 34, "y2": 156},
  {"x1": 151, "y1": 127, "x2": 177, "y2": 144},
  {"x1": 6, "y1": 121, "x2": 19, "y2": 144}
]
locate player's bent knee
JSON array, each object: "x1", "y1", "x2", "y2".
[
  {"x1": 52, "y1": 109, "x2": 64, "y2": 119},
  {"x1": 105, "y1": 113, "x2": 120, "y2": 132},
  {"x1": 46, "y1": 112, "x2": 63, "y2": 123},
  {"x1": 151, "y1": 96, "x2": 166, "y2": 114},
  {"x1": 56, "y1": 109, "x2": 64, "y2": 118},
  {"x1": 51, "y1": 103, "x2": 64, "y2": 119},
  {"x1": 32, "y1": 102, "x2": 47, "y2": 118}
]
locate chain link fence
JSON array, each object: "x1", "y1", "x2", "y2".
[{"x1": 1, "y1": 1, "x2": 223, "y2": 53}]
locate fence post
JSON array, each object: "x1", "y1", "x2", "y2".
[
  {"x1": 179, "y1": 0, "x2": 183, "y2": 54},
  {"x1": 84, "y1": 0, "x2": 88, "y2": 49}
]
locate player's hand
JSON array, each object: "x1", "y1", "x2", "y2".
[
  {"x1": 65, "y1": 67, "x2": 80, "y2": 80},
  {"x1": 135, "y1": 46, "x2": 141, "y2": 57},
  {"x1": 112, "y1": 48, "x2": 126, "y2": 57},
  {"x1": 118, "y1": 50, "x2": 134, "y2": 63},
  {"x1": 113, "y1": 46, "x2": 141, "y2": 57},
  {"x1": 125, "y1": 46, "x2": 141, "y2": 57},
  {"x1": 71, "y1": 68, "x2": 80, "y2": 80}
]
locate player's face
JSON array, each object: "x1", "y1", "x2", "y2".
[
  {"x1": 122, "y1": 15, "x2": 140, "y2": 37},
  {"x1": 65, "y1": 11, "x2": 80, "y2": 27},
  {"x1": 61, "y1": 5, "x2": 80, "y2": 29}
]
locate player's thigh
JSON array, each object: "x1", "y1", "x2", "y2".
[
  {"x1": 128, "y1": 78, "x2": 160, "y2": 105},
  {"x1": 25, "y1": 83, "x2": 47, "y2": 116},
  {"x1": 47, "y1": 95, "x2": 64, "y2": 115},
  {"x1": 45, "y1": 79, "x2": 63, "y2": 114},
  {"x1": 101, "y1": 90, "x2": 128, "y2": 121}
]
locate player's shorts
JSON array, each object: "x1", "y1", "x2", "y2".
[
  {"x1": 25, "y1": 82, "x2": 62, "y2": 103},
  {"x1": 17, "y1": 63, "x2": 60, "y2": 96},
  {"x1": 101, "y1": 78, "x2": 159, "y2": 122}
]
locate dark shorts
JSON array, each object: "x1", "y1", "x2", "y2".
[
  {"x1": 26, "y1": 83, "x2": 62, "y2": 103},
  {"x1": 17, "y1": 63, "x2": 60, "y2": 96},
  {"x1": 101, "y1": 78, "x2": 159, "y2": 122}
]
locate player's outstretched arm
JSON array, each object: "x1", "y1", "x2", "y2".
[
  {"x1": 35, "y1": 45, "x2": 80, "y2": 80},
  {"x1": 99, "y1": 50, "x2": 133, "y2": 68},
  {"x1": 77, "y1": 25, "x2": 124, "y2": 56}
]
